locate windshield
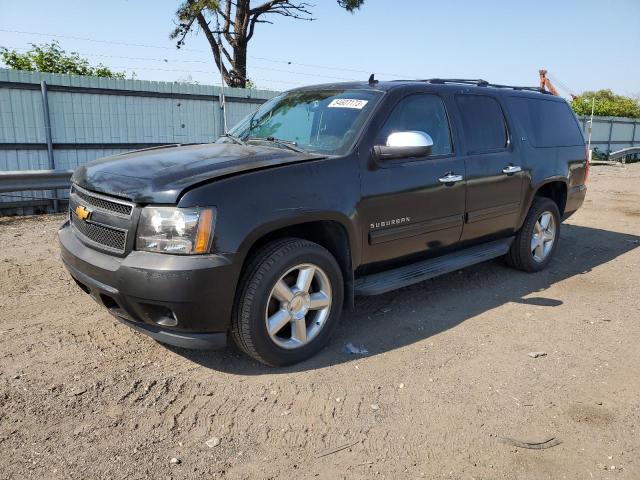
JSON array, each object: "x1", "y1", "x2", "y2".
[{"x1": 222, "y1": 89, "x2": 383, "y2": 155}]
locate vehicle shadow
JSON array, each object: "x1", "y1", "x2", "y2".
[{"x1": 171, "y1": 224, "x2": 639, "y2": 375}]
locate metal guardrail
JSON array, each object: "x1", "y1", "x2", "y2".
[
  {"x1": 0, "y1": 169, "x2": 73, "y2": 193},
  {"x1": 608, "y1": 147, "x2": 640, "y2": 162}
]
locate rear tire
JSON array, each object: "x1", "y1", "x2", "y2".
[
  {"x1": 231, "y1": 238, "x2": 344, "y2": 367},
  {"x1": 506, "y1": 197, "x2": 560, "y2": 272}
]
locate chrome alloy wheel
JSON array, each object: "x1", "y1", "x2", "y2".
[
  {"x1": 265, "y1": 263, "x2": 332, "y2": 349},
  {"x1": 531, "y1": 211, "x2": 556, "y2": 262}
]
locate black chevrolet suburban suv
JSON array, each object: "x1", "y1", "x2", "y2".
[{"x1": 59, "y1": 78, "x2": 588, "y2": 366}]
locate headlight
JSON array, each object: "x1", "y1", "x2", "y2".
[{"x1": 136, "y1": 207, "x2": 215, "y2": 254}]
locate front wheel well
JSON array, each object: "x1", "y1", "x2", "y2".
[
  {"x1": 240, "y1": 221, "x2": 354, "y2": 308},
  {"x1": 535, "y1": 181, "x2": 567, "y2": 216}
]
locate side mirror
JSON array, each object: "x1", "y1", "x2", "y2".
[{"x1": 373, "y1": 131, "x2": 434, "y2": 161}]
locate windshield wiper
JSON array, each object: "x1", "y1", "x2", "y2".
[
  {"x1": 247, "y1": 136, "x2": 306, "y2": 153},
  {"x1": 220, "y1": 133, "x2": 246, "y2": 146}
]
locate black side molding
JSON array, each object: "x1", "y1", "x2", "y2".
[
  {"x1": 354, "y1": 237, "x2": 514, "y2": 296},
  {"x1": 369, "y1": 214, "x2": 463, "y2": 245}
]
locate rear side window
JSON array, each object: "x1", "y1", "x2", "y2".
[
  {"x1": 378, "y1": 94, "x2": 453, "y2": 156},
  {"x1": 508, "y1": 97, "x2": 584, "y2": 147},
  {"x1": 455, "y1": 95, "x2": 508, "y2": 153}
]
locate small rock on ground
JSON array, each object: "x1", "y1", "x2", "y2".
[
  {"x1": 528, "y1": 352, "x2": 547, "y2": 358},
  {"x1": 206, "y1": 437, "x2": 221, "y2": 448}
]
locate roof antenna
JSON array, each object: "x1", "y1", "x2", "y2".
[
  {"x1": 368, "y1": 73, "x2": 378, "y2": 85},
  {"x1": 215, "y1": 15, "x2": 228, "y2": 134}
]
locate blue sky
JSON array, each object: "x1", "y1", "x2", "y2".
[{"x1": 1, "y1": 0, "x2": 638, "y2": 96}]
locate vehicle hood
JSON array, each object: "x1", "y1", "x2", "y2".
[{"x1": 72, "y1": 143, "x2": 325, "y2": 204}]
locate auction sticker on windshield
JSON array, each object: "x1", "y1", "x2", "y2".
[{"x1": 328, "y1": 99, "x2": 369, "y2": 109}]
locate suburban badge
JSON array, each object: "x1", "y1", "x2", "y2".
[{"x1": 370, "y1": 217, "x2": 411, "y2": 229}]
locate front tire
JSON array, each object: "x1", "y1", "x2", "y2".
[
  {"x1": 506, "y1": 197, "x2": 560, "y2": 272},
  {"x1": 231, "y1": 238, "x2": 344, "y2": 366}
]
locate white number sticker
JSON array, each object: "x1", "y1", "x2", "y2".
[{"x1": 328, "y1": 99, "x2": 369, "y2": 109}]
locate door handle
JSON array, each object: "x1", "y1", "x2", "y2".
[
  {"x1": 438, "y1": 173, "x2": 464, "y2": 184},
  {"x1": 502, "y1": 165, "x2": 522, "y2": 174}
]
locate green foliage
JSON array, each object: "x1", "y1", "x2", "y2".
[
  {"x1": 571, "y1": 89, "x2": 640, "y2": 119},
  {"x1": 337, "y1": 0, "x2": 365, "y2": 12},
  {"x1": 590, "y1": 147, "x2": 609, "y2": 161},
  {"x1": 170, "y1": 0, "x2": 219, "y2": 46},
  {"x1": 0, "y1": 41, "x2": 126, "y2": 79}
]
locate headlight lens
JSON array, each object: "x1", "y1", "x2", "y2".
[{"x1": 136, "y1": 207, "x2": 215, "y2": 254}]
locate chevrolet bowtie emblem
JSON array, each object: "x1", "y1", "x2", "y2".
[{"x1": 75, "y1": 205, "x2": 92, "y2": 221}]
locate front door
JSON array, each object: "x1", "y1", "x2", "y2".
[
  {"x1": 451, "y1": 93, "x2": 524, "y2": 242},
  {"x1": 359, "y1": 93, "x2": 466, "y2": 265}
]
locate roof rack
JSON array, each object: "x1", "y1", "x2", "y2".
[
  {"x1": 414, "y1": 78, "x2": 553, "y2": 95},
  {"x1": 426, "y1": 78, "x2": 490, "y2": 86}
]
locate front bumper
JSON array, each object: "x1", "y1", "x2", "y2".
[{"x1": 59, "y1": 221, "x2": 240, "y2": 349}]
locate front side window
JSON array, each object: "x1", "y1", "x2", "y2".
[
  {"x1": 455, "y1": 94, "x2": 508, "y2": 153},
  {"x1": 377, "y1": 94, "x2": 453, "y2": 156},
  {"x1": 225, "y1": 89, "x2": 383, "y2": 155}
]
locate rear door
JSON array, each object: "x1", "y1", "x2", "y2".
[
  {"x1": 359, "y1": 92, "x2": 466, "y2": 265},
  {"x1": 453, "y1": 94, "x2": 524, "y2": 242}
]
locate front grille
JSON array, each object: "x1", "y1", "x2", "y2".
[
  {"x1": 71, "y1": 212, "x2": 127, "y2": 253},
  {"x1": 69, "y1": 184, "x2": 135, "y2": 254},
  {"x1": 71, "y1": 185, "x2": 133, "y2": 217}
]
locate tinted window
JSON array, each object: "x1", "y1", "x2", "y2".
[
  {"x1": 226, "y1": 89, "x2": 383, "y2": 155},
  {"x1": 378, "y1": 94, "x2": 452, "y2": 156},
  {"x1": 455, "y1": 95, "x2": 508, "y2": 153},
  {"x1": 508, "y1": 97, "x2": 584, "y2": 147}
]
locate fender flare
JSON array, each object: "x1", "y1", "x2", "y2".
[
  {"x1": 233, "y1": 211, "x2": 359, "y2": 310},
  {"x1": 517, "y1": 176, "x2": 569, "y2": 229},
  {"x1": 236, "y1": 210, "x2": 358, "y2": 263}
]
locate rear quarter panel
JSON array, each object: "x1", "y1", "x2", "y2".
[{"x1": 504, "y1": 95, "x2": 586, "y2": 228}]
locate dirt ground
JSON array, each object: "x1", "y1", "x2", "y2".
[{"x1": 1, "y1": 164, "x2": 639, "y2": 480}]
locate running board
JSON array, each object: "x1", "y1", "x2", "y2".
[{"x1": 354, "y1": 237, "x2": 514, "y2": 296}]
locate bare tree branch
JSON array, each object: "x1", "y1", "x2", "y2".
[
  {"x1": 172, "y1": 0, "x2": 363, "y2": 88},
  {"x1": 195, "y1": 11, "x2": 232, "y2": 84}
]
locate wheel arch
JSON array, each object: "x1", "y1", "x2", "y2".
[
  {"x1": 535, "y1": 180, "x2": 568, "y2": 215},
  {"x1": 518, "y1": 177, "x2": 568, "y2": 229},
  {"x1": 236, "y1": 215, "x2": 357, "y2": 310}
]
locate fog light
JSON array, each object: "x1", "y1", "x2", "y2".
[
  {"x1": 155, "y1": 310, "x2": 178, "y2": 327},
  {"x1": 141, "y1": 303, "x2": 179, "y2": 327}
]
